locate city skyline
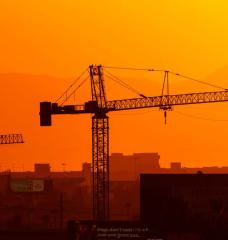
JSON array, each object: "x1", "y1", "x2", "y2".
[
  {"x1": 1, "y1": 1, "x2": 228, "y2": 171},
  {"x1": 1, "y1": 1, "x2": 228, "y2": 238}
]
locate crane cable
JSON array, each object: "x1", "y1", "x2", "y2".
[
  {"x1": 59, "y1": 75, "x2": 90, "y2": 106},
  {"x1": 168, "y1": 71, "x2": 227, "y2": 91},
  {"x1": 103, "y1": 66, "x2": 228, "y2": 91},
  {"x1": 103, "y1": 69, "x2": 147, "y2": 98},
  {"x1": 103, "y1": 66, "x2": 165, "y2": 72},
  {"x1": 55, "y1": 67, "x2": 89, "y2": 104}
]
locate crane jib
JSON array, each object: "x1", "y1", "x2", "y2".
[{"x1": 106, "y1": 90, "x2": 228, "y2": 111}]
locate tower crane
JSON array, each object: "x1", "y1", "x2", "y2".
[
  {"x1": 0, "y1": 134, "x2": 24, "y2": 144},
  {"x1": 39, "y1": 65, "x2": 228, "y2": 221}
]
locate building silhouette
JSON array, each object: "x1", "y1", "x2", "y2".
[
  {"x1": 1, "y1": 153, "x2": 228, "y2": 231},
  {"x1": 140, "y1": 174, "x2": 228, "y2": 238},
  {"x1": 110, "y1": 153, "x2": 160, "y2": 181}
]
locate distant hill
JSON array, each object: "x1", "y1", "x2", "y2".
[
  {"x1": 0, "y1": 73, "x2": 91, "y2": 171},
  {"x1": 204, "y1": 65, "x2": 228, "y2": 80},
  {"x1": 202, "y1": 65, "x2": 228, "y2": 89},
  {"x1": 1, "y1": 67, "x2": 228, "y2": 172}
]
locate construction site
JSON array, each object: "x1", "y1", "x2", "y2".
[
  {"x1": 9, "y1": 64, "x2": 224, "y2": 239},
  {"x1": 0, "y1": 61, "x2": 228, "y2": 240},
  {"x1": 2, "y1": 1, "x2": 228, "y2": 239}
]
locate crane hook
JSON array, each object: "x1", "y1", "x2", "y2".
[
  {"x1": 164, "y1": 110, "x2": 167, "y2": 125},
  {"x1": 160, "y1": 106, "x2": 172, "y2": 124}
]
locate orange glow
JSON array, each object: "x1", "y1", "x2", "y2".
[{"x1": 1, "y1": 1, "x2": 228, "y2": 171}]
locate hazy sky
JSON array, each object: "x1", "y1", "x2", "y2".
[
  {"x1": 1, "y1": 1, "x2": 228, "y2": 77},
  {"x1": 1, "y1": 1, "x2": 228, "y2": 171}
]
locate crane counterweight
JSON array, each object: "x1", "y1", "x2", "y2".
[{"x1": 40, "y1": 102, "x2": 52, "y2": 126}]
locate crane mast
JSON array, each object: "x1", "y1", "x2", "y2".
[
  {"x1": 90, "y1": 65, "x2": 109, "y2": 221},
  {"x1": 39, "y1": 65, "x2": 228, "y2": 221}
]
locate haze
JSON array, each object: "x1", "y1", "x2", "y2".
[{"x1": 1, "y1": 0, "x2": 228, "y2": 171}]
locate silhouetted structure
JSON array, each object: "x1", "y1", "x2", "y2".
[
  {"x1": 34, "y1": 163, "x2": 51, "y2": 177},
  {"x1": 110, "y1": 153, "x2": 160, "y2": 181},
  {"x1": 0, "y1": 134, "x2": 24, "y2": 144},
  {"x1": 40, "y1": 64, "x2": 228, "y2": 221},
  {"x1": 141, "y1": 174, "x2": 228, "y2": 238},
  {"x1": 0, "y1": 163, "x2": 92, "y2": 230},
  {"x1": 170, "y1": 162, "x2": 182, "y2": 169}
]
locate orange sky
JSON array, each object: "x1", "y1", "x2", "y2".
[{"x1": 1, "y1": 1, "x2": 228, "y2": 171}]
